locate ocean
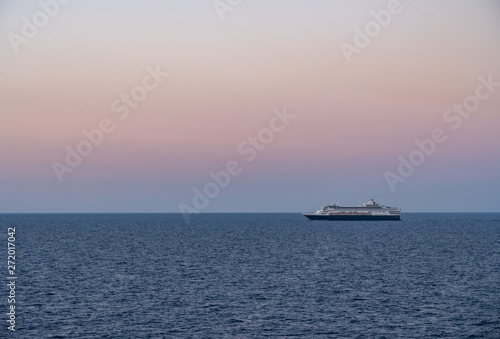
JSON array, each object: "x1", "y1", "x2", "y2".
[{"x1": 1, "y1": 213, "x2": 499, "y2": 338}]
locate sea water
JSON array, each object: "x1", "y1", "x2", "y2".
[{"x1": 0, "y1": 213, "x2": 498, "y2": 338}]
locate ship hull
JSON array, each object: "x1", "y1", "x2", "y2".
[{"x1": 302, "y1": 213, "x2": 400, "y2": 221}]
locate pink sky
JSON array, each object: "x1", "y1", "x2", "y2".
[{"x1": 1, "y1": 0, "x2": 500, "y2": 212}]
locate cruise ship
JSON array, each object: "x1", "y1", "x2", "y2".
[{"x1": 302, "y1": 199, "x2": 401, "y2": 220}]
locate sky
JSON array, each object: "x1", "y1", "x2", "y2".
[{"x1": 1, "y1": 0, "x2": 499, "y2": 213}]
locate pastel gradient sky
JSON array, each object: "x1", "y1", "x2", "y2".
[{"x1": 1, "y1": 0, "x2": 499, "y2": 212}]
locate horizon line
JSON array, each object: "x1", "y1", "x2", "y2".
[{"x1": 1, "y1": 211, "x2": 500, "y2": 214}]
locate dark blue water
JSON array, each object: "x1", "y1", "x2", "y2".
[{"x1": 1, "y1": 213, "x2": 499, "y2": 338}]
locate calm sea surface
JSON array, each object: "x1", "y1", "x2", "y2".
[{"x1": 0, "y1": 213, "x2": 499, "y2": 338}]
